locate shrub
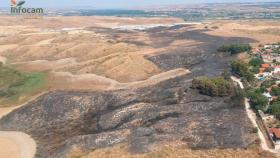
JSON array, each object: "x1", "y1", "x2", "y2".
[
  {"x1": 218, "y1": 44, "x2": 252, "y2": 55},
  {"x1": 267, "y1": 103, "x2": 280, "y2": 119},
  {"x1": 252, "y1": 127, "x2": 258, "y2": 133},
  {"x1": 231, "y1": 60, "x2": 254, "y2": 82},
  {"x1": 271, "y1": 87, "x2": 280, "y2": 96},
  {"x1": 192, "y1": 76, "x2": 234, "y2": 97},
  {"x1": 249, "y1": 58, "x2": 264, "y2": 67},
  {"x1": 261, "y1": 80, "x2": 276, "y2": 89},
  {"x1": 246, "y1": 89, "x2": 268, "y2": 110}
]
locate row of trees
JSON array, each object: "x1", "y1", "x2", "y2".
[{"x1": 217, "y1": 44, "x2": 252, "y2": 55}]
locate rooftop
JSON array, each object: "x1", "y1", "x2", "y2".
[
  {"x1": 261, "y1": 64, "x2": 270, "y2": 68},
  {"x1": 269, "y1": 128, "x2": 280, "y2": 139}
]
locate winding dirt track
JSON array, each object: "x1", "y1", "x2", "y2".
[
  {"x1": 231, "y1": 76, "x2": 280, "y2": 156},
  {"x1": 0, "y1": 132, "x2": 36, "y2": 158}
]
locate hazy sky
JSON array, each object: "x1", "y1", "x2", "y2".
[{"x1": 0, "y1": 0, "x2": 279, "y2": 8}]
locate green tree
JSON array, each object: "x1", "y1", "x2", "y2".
[
  {"x1": 218, "y1": 44, "x2": 252, "y2": 55},
  {"x1": 247, "y1": 89, "x2": 268, "y2": 110},
  {"x1": 271, "y1": 87, "x2": 280, "y2": 96},
  {"x1": 231, "y1": 60, "x2": 254, "y2": 82},
  {"x1": 192, "y1": 76, "x2": 234, "y2": 97},
  {"x1": 261, "y1": 80, "x2": 276, "y2": 89},
  {"x1": 249, "y1": 58, "x2": 264, "y2": 67},
  {"x1": 251, "y1": 66, "x2": 260, "y2": 74},
  {"x1": 268, "y1": 103, "x2": 280, "y2": 118}
]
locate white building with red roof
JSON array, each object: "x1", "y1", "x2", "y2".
[{"x1": 269, "y1": 128, "x2": 280, "y2": 145}]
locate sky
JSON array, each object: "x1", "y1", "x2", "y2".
[{"x1": 0, "y1": 0, "x2": 279, "y2": 9}]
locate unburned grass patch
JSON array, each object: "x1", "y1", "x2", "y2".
[{"x1": 0, "y1": 66, "x2": 47, "y2": 107}]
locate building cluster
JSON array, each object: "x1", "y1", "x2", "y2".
[
  {"x1": 253, "y1": 44, "x2": 280, "y2": 80},
  {"x1": 250, "y1": 43, "x2": 280, "y2": 146}
]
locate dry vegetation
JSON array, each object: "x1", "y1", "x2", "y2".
[
  {"x1": 201, "y1": 20, "x2": 280, "y2": 47},
  {"x1": 0, "y1": 32, "x2": 162, "y2": 82},
  {"x1": 1, "y1": 16, "x2": 280, "y2": 158},
  {"x1": 0, "y1": 17, "x2": 278, "y2": 98}
]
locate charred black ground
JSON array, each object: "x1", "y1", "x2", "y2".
[
  {"x1": 0, "y1": 25, "x2": 258, "y2": 158},
  {"x1": 0, "y1": 75, "x2": 256, "y2": 158}
]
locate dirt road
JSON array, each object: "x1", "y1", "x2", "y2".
[
  {"x1": 0, "y1": 132, "x2": 36, "y2": 158},
  {"x1": 231, "y1": 76, "x2": 280, "y2": 155}
]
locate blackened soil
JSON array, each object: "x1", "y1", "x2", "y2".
[
  {"x1": 0, "y1": 75, "x2": 256, "y2": 158},
  {"x1": 92, "y1": 25, "x2": 256, "y2": 76},
  {"x1": 0, "y1": 25, "x2": 258, "y2": 158},
  {"x1": 145, "y1": 27, "x2": 256, "y2": 75}
]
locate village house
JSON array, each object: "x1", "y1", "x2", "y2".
[
  {"x1": 264, "y1": 45, "x2": 273, "y2": 49},
  {"x1": 273, "y1": 65, "x2": 280, "y2": 74},
  {"x1": 251, "y1": 48, "x2": 261, "y2": 55},
  {"x1": 273, "y1": 72, "x2": 280, "y2": 80},
  {"x1": 261, "y1": 54, "x2": 273, "y2": 63},
  {"x1": 261, "y1": 54, "x2": 280, "y2": 63},
  {"x1": 269, "y1": 127, "x2": 280, "y2": 145},
  {"x1": 264, "y1": 44, "x2": 280, "y2": 49},
  {"x1": 262, "y1": 63, "x2": 270, "y2": 69},
  {"x1": 255, "y1": 64, "x2": 272, "y2": 80},
  {"x1": 263, "y1": 92, "x2": 273, "y2": 101}
]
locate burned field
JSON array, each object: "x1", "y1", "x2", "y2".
[
  {"x1": 145, "y1": 27, "x2": 256, "y2": 75},
  {"x1": 92, "y1": 25, "x2": 256, "y2": 76},
  {"x1": 0, "y1": 24, "x2": 260, "y2": 157},
  {"x1": 0, "y1": 75, "x2": 257, "y2": 158}
]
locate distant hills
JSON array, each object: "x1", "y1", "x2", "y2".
[{"x1": 0, "y1": 2, "x2": 280, "y2": 21}]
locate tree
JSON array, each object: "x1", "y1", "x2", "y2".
[
  {"x1": 271, "y1": 87, "x2": 280, "y2": 96},
  {"x1": 261, "y1": 80, "x2": 276, "y2": 89},
  {"x1": 249, "y1": 58, "x2": 264, "y2": 67},
  {"x1": 268, "y1": 103, "x2": 280, "y2": 119},
  {"x1": 231, "y1": 60, "x2": 254, "y2": 82},
  {"x1": 192, "y1": 76, "x2": 234, "y2": 97},
  {"x1": 251, "y1": 66, "x2": 260, "y2": 74},
  {"x1": 247, "y1": 89, "x2": 268, "y2": 110},
  {"x1": 217, "y1": 44, "x2": 252, "y2": 55}
]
